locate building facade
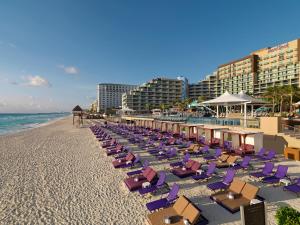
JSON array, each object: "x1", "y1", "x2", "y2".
[
  {"x1": 122, "y1": 77, "x2": 188, "y2": 112},
  {"x1": 97, "y1": 83, "x2": 137, "y2": 112}
]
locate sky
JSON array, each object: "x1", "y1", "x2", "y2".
[{"x1": 1, "y1": 0, "x2": 300, "y2": 113}]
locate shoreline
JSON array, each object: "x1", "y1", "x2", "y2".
[{"x1": 0, "y1": 114, "x2": 71, "y2": 137}]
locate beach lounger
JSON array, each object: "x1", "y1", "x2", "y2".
[
  {"x1": 262, "y1": 165, "x2": 288, "y2": 184},
  {"x1": 106, "y1": 144, "x2": 124, "y2": 156},
  {"x1": 216, "y1": 155, "x2": 238, "y2": 168},
  {"x1": 147, "y1": 195, "x2": 209, "y2": 225},
  {"x1": 124, "y1": 167, "x2": 157, "y2": 191},
  {"x1": 253, "y1": 147, "x2": 266, "y2": 158},
  {"x1": 126, "y1": 160, "x2": 149, "y2": 177},
  {"x1": 192, "y1": 162, "x2": 216, "y2": 181},
  {"x1": 156, "y1": 148, "x2": 177, "y2": 160},
  {"x1": 234, "y1": 144, "x2": 255, "y2": 156},
  {"x1": 283, "y1": 178, "x2": 300, "y2": 196},
  {"x1": 207, "y1": 169, "x2": 236, "y2": 191},
  {"x1": 146, "y1": 183, "x2": 179, "y2": 212},
  {"x1": 112, "y1": 152, "x2": 136, "y2": 168},
  {"x1": 169, "y1": 153, "x2": 190, "y2": 168},
  {"x1": 204, "y1": 148, "x2": 222, "y2": 161},
  {"x1": 139, "y1": 172, "x2": 168, "y2": 195},
  {"x1": 257, "y1": 150, "x2": 276, "y2": 161},
  {"x1": 172, "y1": 160, "x2": 201, "y2": 178},
  {"x1": 211, "y1": 178, "x2": 260, "y2": 213},
  {"x1": 249, "y1": 162, "x2": 274, "y2": 179},
  {"x1": 232, "y1": 156, "x2": 251, "y2": 171}
]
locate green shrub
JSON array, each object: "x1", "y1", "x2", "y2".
[{"x1": 275, "y1": 206, "x2": 300, "y2": 225}]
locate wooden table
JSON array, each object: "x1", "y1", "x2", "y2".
[{"x1": 284, "y1": 147, "x2": 300, "y2": 161}]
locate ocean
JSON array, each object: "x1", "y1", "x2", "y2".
[{"x1": 0, "y1": 113, "x2": 70, "y2": 135}]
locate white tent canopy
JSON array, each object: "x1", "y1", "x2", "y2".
[
  {"x1": 202, "y1": 91, "x2": 248, "y2": 105},
  {"x1": 294, "y1": 101, "x2": 300, "y2": 106},
  {"x1": 237, "y1": 91, "x2": 266, "y2": 104}
]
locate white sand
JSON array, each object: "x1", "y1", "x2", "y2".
[{"x1": 0, "y1": 117, "x2": 299, "y2": 225}]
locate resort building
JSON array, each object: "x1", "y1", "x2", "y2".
[
  {"x1": 188, "y1": 72, "x2": 220, "y2": 100},
  {"x1": 97, "y1": 83, "x2": 137, "y2": 112},
  {"x1": 122, "y1": 77, "x2": 188, "y2": 112},
  {"x1": 216, "y1": 38, "x2": 300, "y2": 96}
]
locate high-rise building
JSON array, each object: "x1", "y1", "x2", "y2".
[
  {"x1": 188, "y1": 72, "x2": 220, "y2": 100},
  {"x1": 97, "y1": 83, "x2": 137, "y2": 112},
  {"x1": 122, "y1": 77, "x2": 188, "y2": 112}
]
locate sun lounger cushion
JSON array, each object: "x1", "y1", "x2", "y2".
[
  {"x1": 229, "y1": 178, "x2": 246, "y2": 194},
  {"x1": 173, "y1": 196, "x2": 190, "y2": 214},
  {"x1": 181, "y1": 204, "x2": 201, "y2": 224},
  {"x1": 124, "y1": 175, "x2": 147, "y2": 191},
  {"x1": 146, "y1": 171, "x2": 157, "y2": 182},
  {"x1": 185, "y1": 160, "x2": 194, "y2": 169},
  {"x1": 142, "y1": 167, "x2": 152, "y2": 177},
  {"x1": 218, "y1": 154, "x2": 229, "y2": 162},
  {"x1": 240, "y1": 183, "x2": 259, "y2": 200},
  {"x1": 191, "y1": 161, "x2": 201, "y2": 171}
]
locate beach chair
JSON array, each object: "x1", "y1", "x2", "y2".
[
  {"x1": 139, "y1": 172, "x2": 168, "y2": 195},
  {"x1": 262, "y1": 165, "x2": 288, "y2": 184},
  {"x1": 207, "y1": 169, "x2": 236, "y2": 191},
  {"x1": 257, "y1": 150, "x2": 276, "y2": 161},
  {"x1": 169, "y1": 153, "x2": 190, "y2": 168},
  {"x1": 211, "y1": 178, "x2": 260, "y2": 213},
  {"x1": 204, "y1": 148, "x2": 222, "y2": 161},
  {"x1": 283, "y1": 178, "x2": 300, "y2": 196},
  {"x1": 127, "y1": 160, "x2": 150, "y2": 177},
  {"x1": 147, "y1": 195, "x2": 209, "y2": 225},
  {"x1": 172, "y1": 160, "x2": 201, "y2": 178},
  {"x1": 216, "y1": 155, "x2": 238, "y2": 168},
  {"x1": 249, "y1": 162, "x2": 274, "y2": 179},
  {"x1": 146, "y1": 183, "x2": 179, "y2": 212},
  {"x1": 124, "y1": 167, "x2": 157, "y2": 191},
  {"x1": 112, "y1": 152, "x2": 136, "y2": 168},
  {"x1": 192, "y1": 162, "x2": 216, "y2": 181},
  {"x1": 157, "y1": 148, "x2": 177, "y2": 160},
  {"x1": 232, "y1": 156, "x2": 251, "y2": 171}
]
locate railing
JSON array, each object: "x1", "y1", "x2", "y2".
[{"x1": 282, "y1": 124, "x2": 300, "y2": 136}]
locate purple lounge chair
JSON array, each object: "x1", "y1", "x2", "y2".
[
  {"x1": 139, "y1": 172, "x2": 167, "y2": 195},
  {"x1": 145, "y1": 183, "x2": 179, "y2": 212},
  {"x1": 283, "y1": 178, "x2": 300, "y2": 196},
  {"x1": 118, "y1": 154, "x2": 141, "y2": 169},
  {"x1": 112, "y1": 152, "x2": 135, "y2": 168},
  {"x1": 253, "y1": 147, "x2": 266, "y2": 158},
  {"x1": 124, "y1": 167, "x2": 157, "y2": 191},
  {"x1": 197, "y1": 145, "x2": 210, "y2": 155},
  {"x1": 232, "y1": 156, "x2": 251, "y2": 171},
  {"x1": 169, "y1": 153, "x2": 190, "y2": 168},
  {"x1": 192, "y1": 162, "x2": 216, "y2": 181},
  {"x1": 207, "y1": 169, "x2": 236, "y2": 191},
  {"x1": 204, "y1": 148, "x2": 222, "y2": 161},
  {"x1": 262, "y1": 165, "x2": 288, "y2": 184},
  {"x1": 257, "y1": 150, "x2": 276, "y2": 161},
  {"x1": 250, "y1": 162, "x2": 274, "y2": 179},
  {"x1": 172, "y1": 160, "x2": 201, "y2": 178},
  {"x1": 127, "y1": 160, "x2": 150, "y2": 177},
  {"x1": 157, "y1": 148, "x2": 177, "y2": 160}
]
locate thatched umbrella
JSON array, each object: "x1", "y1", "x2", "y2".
[{"x1": 72, "y1": 105, "x2": 83, "y2": 125}]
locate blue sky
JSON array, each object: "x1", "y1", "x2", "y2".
[{"x1": 0, "y1": 0, "x2": 300, "y2": 112}]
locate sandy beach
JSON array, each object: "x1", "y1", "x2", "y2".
[{"x1": 0, "y1": 117, "x2": 299, "y2": 225}]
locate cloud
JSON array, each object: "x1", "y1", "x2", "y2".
[
  {"x1": 58, "y1": 65, "x2": 79, "y2": 74},
  {"x1": 23, "y1": 75, "x2": 51, "y2": 87}
]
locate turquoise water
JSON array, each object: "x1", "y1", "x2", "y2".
[{"x1": 0, "y1": 113, "x2": 70, "y2": 135}]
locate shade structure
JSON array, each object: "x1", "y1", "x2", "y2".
[
  {"x1": 237, "y1": 91, "x2": 266, "y2": 104},
  {"x1": 202, "y1": 91, "x2": 248, "y2": 105},
  {"x1": 294, "y1": 101, "x2": 300, "y2": 106}
]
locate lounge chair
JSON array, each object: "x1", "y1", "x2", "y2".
[
  {"x1": 234, "y1": 144, "x2": 255, "y2": 156},
  {"x1": 204, "y1": 148, "x2": 222, "y2": 161},
  {"x1": 169, "y1": 153, "x2": 190, "y2": 168},
  {"x1": 283, "y1": 178, "x2": 300, "y2": 196},
  {"x1": 257, "y1": 150, "x2": 276, "y2": 161},
  {"x1": 216, "y1": 155, "x2": 238, "y2": 168},
  {"x1": 146, "y1": 183, "x2": 179, "y2": 212},
  {"x1": 253, "y1": 147, "x2": 266, "y2": 158},
  {"x1": 127, "y1": 160, "x2": 150, "y2": 177},
  {"x1": 172, "y1": 160, "x2": 201, "y2": 178},
  {"x1": 249, "y1": 162, "x2": 274, "y2": 179},
  {"x1": 192, "y1": 162, "x2": 216, "y2": 181},
  {"x1": 262, "y1": 165, "x2": 288, "y2": 184},
  {"x1": 147, "y1": 195, "x2": 209, "y2": 225},
  {"x1": 156, "y1": 148, "x2": 177, "y2": 160},
  {"x1": 139, "y1": 172, "x2": 168, "y2": 195},
  {"x1": 232, "y1": 156, "x2": 251, "y2": 171},
  {"x1": 106, "y1": 144, "x2": 124, "y2": 156},
  {"x1": 112, "y1": 152, "x2": 136, "y2": 168},
  {"x1": 207, "y1": 169, "x2": 236, "y2": 191},
  {"x1": 124, "y1": 167, "x2": 157, "y2": 191},
  {"x1": 211, "y1": 178, "x2": 260, "y2": 213},
  {"x1": 179, "y1": 144, "x2": 199, "y2": 153}
]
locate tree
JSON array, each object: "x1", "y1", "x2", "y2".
[
  {"x1": 278, "y1": 86, "x2": 289, "y2": 115},
  {"x1": 197, "y1": 96, "x2": 206, "y2": 103},
  {"x1": 286, "y1": 84, "x2": 300, "y2": 112},
  {"x1": 263, "y1": 86, "x2": 280, "y2": 113},
  {"x1": 145, "y1": 103, "x2": 152, "y2": 112}
]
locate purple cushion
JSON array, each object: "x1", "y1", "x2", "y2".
[{"x1": 124, "y1": 175, "x2": 147, "y2": 191}]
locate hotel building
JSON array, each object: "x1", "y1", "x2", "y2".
[
  {"x1": 122, "y1": 77, "x2": 188, "y2": 112},
  {"x1": 97, "y1": 83, "x2": 137, "y2": 112}
]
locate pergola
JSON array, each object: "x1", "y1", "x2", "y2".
[
  {"x1": 179, "y1": 123, "x2": 204, "y2": 140},
  {"x1": 197, "y1": 125, "x2": 229, "y2": 145}
]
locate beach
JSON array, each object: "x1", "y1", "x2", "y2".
[{"x1": 0, "y1": 117, "x2": 299, "y2": 225}]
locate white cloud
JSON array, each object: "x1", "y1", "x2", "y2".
[
  {"x1": 58, "y1": 65, "x2": 79, "y2": 75},
  {"x1": 23, "y1": 75, "x2": 51, "y2": 87}
]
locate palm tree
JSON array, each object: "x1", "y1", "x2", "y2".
[
  {"x1": 263, "y1": 86, "x2": 280, "y2": 113},
  {"x1": 197, "y1": 96, "x2": 206, "y2": 103},
  {"x1": 286, "y1": 84, "x2": 300, "y2": 112},
  {"x1": 278, "y1": 86, "x2": 289, "y2": 115}
]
